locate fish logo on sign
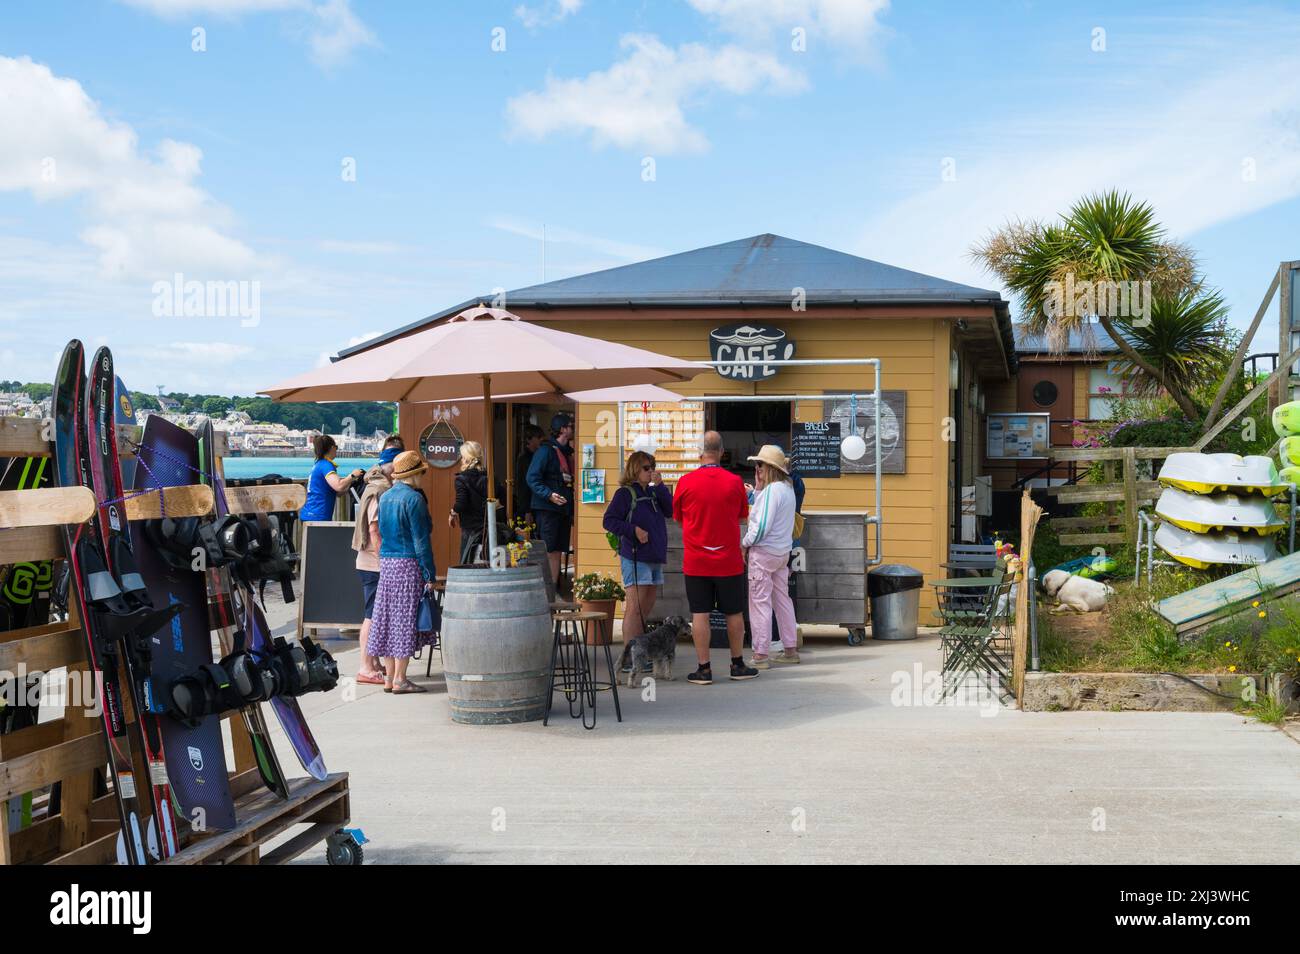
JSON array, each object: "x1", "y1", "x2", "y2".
[
  {"x1": 709, "y1": 324, "x2": 794, "y2": 380},
  {"x1": 188, "y1": 746, "x2": 204, "y2": 771}
]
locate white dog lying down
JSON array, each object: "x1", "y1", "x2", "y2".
[{"x1": 1041, "y1": 570, "x2": 1113, "y2": 613}]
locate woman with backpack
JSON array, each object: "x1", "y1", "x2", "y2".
[
  {"x1": 602, "y1": 451, "x2": 673, "y2": 641},
  {"x1": 449, "y1": 441, "x2": 489, "y2": 564}
]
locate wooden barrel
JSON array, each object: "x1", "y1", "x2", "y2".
[{"x1": 440, "y1": 563, "x2": 552, "y2": 724}]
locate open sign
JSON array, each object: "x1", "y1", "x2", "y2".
[
  {"x1": 418, "y1": 422, "x2": 463, "y2": 469},
  {"x1": 709, "y1": 324, "x2": 795, "y2": 380}
]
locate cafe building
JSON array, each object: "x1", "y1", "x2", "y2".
[{"x1": 341, "y1": 233, "x2": 1016, "y2": 622}]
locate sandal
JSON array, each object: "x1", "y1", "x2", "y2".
[
  {"x1": 391, "y1": 680, "x2": 428, "y2": 695},
  {"x1": 356, "y1": 672, "x2": 386, "y2": 685}
]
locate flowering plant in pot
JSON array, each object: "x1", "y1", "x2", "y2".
[{"x1": 572, "y1": 572, "x2": 625, "y2": 645}]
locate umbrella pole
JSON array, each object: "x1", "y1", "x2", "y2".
[
  {"x1": 505, "y1": 401, "x2": 515, "y2": 524},
  {"x1": 483, "y1": 373, "x2": 500, "y2": 567}
]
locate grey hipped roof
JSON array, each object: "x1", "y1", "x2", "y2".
[
  {"x1": 338, "y1": 233, "x2": 1015, "y2": 365},
  {"x1": 1015, "y1": 323, "x2": 1122, "y2": 357}
]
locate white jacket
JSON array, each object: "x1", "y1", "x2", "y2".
[{"x1": 743, "y1": 480, "x2": 796, "y2": 556}]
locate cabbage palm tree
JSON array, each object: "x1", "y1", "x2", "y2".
[
  {"x1": 972, "y1": 191, "x2": 1202, "y2": 418},
  {"x1": 1107, "y1": 289, "x2": 1231, "y2": 400}
]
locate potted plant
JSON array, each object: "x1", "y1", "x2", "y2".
[{"x1": 572, "y1": 572, "x2": 625, "y2": 645}]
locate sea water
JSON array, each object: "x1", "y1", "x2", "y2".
[{"x1": 220, "y1": 456, "x2": 376, "y2": 480}]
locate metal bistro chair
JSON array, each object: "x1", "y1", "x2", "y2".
[
  {"x1": 543, "y1": 606, "x2": 622, "y2": 730},
  {"x1": 531, "y1": 535, "x2": 620, "y2": 728},
  {"x1": 931, "y1": 568, "x2": 1002, "y2": 668},
  {"x1": 942, "y1": 543, "x2": 998, "y2": 576},
  {"x1": 931, "y1": 569, "x2": 1016, "y2": 701},
  {"x1": 421, "y1": 580, "x2": 446, "y2": 678}
]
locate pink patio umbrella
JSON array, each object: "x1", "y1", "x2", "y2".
[
  {"x1": 260, "y1": 307, "x2": 706, "y2": 551},
  {"x1": 563, "y1": 384, "x2": 684, "y2": 404},
  {"x1": 438, "y1": 383, "x2": 685, "y2": 405},
  {"x1": 261, "y1": 307, "x2": 701, "y2": 405}
]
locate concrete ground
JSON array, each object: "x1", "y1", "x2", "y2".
[{"x1": 262, "y1": 600, "x2": 1300, "y2": 864}]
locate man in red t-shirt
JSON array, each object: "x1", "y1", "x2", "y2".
[{"x1": 673, "y1": 431, "x2": 759, "y2": 685}]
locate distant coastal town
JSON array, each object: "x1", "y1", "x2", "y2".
[{"x1": 0, "y1": 388, "x2": 391, "y2": 458}]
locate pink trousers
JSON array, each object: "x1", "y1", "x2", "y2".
[{"x1": 748, "y1": 547, "x2": 797, "y2": 655}]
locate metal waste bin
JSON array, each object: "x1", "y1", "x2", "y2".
[{"x1": 868, "y1": 564, "x2": 923, "y2": 641}]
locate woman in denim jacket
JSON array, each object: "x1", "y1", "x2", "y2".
[{"x1": 367, "y1": 451, "x2": 437, "y2": 694}]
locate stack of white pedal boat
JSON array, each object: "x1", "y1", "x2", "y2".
[{"x1": 1153, "y1": 452, "x2": 1286, "y2": 569}]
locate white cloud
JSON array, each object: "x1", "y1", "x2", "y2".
[
  {"x1": 317, "y1": 239, "x2": 408, "y2": 255},
  {"x1": 317, "y1": 330, "x2": 380, "y2": 367},
  {"x1": 0, "y1": 55, "x2": 259, "y2": 280},
  {"x1": 126, "y1": 341, "x2": 255, "y2": 363},
  {"x1": 121, "y1": 0, "x2": 302, "y2": 13},
  {"x1": 688, "y1": 0, "x2": 890, "y2": 57},
  {"x1": 118, "y1": 0, "x2": 376, "y2": 67},
  {"x1": 487, "y1": 218, "x2": 667, "y2": 264},
  {"x1": 505, "y1": 34, "x2": 807, "y2": 153},
  {"x1": 514, "y1": 0, "x2": 582, "y2": 29},
  {"x1": 855, "y1": 43, "x2": 1300, "y2": 302},
  {"x1": 306, "y1": 0, "x2": 378, "y2": 68}
]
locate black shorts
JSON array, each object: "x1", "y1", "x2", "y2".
[
  {"x1": 535, "y1": 509, "x2": 572, "y2": 554},
  {"x1": 684, "y1": 572, "x2": 746, "y2": 616},
  {"x1": 357, "y1": 569, "x2": 380, "y2": 620}
]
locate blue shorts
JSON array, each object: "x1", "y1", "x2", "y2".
[
  {"x1": 358, "y1": 569, "x2": 380, "y2": 620},
  {"x1": 620, "y1": 556, "x2": 664, "y2": 587}
]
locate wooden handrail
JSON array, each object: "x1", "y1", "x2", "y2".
[{"x1": 1049, "y1": 446, "x2": 1192, "y2": 462}]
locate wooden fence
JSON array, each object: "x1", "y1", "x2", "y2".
[{"x1": 1043, "y1": 446, "x2": 1192, "y2": 549}]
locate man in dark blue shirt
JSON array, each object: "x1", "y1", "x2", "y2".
[{"x1": 527, "y1": 412, "x2": 575, "y2": 588}]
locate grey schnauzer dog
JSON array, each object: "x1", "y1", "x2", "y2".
[{"x1": 616, "y1": 616, "x2": 690, "y2": 687}]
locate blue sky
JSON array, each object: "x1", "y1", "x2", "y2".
[{"x1": 2, "y1": 0, "x2": 1298, "y2": 395}]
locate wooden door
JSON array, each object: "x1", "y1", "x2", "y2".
[
  {"x1": 399, "y1": 400, "x2": 487, "y2": 575},
  {"x1": 1015, "y1": 363, "x2": 1073, "y2": 482}
]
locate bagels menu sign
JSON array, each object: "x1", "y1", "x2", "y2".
[{"x1": 709, "y1": 324, "x2": 795, "y2": 380}]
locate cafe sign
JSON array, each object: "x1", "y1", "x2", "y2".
[{"x1": 709, "y1": 324, "x2": 795, "y2": 380}]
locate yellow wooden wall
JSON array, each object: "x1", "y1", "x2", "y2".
[{"x1": 536, "y1": 316, "x2": 953, "y2": 617}]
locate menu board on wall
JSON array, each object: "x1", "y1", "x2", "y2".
[
  {"x1": 789, "y1": 421, "x2": 842, "y2": 478},
  {"x1": 987, "y1": 412, "x2": 1050, "y2": 459},
  {"x1": 622, "y1": 400, "x2": 705, "y2": 484}
]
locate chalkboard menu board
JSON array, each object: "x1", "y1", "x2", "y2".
[
  {"x1": 790, "y1": 421, "x2": 841, "y2": 478},
  {"x1": 297, "y1": 521, "x2": 366, "y2": 634}
]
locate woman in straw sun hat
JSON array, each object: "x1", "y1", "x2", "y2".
[
  {"x1": 350, "y1": 445, "x2": 402, "y2": 685},
  {"x1": 742, "y1": 445, "x2": 800, "y2": 669},
  {"x1": 368, "y1": 450, "x2": 437, "y2": 694}
]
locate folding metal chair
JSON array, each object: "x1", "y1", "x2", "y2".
[{"x1": 932, "y1": 571, "x2": 1016, "y2": 702}]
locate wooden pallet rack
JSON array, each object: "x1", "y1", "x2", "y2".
[{"x1": 0, "y1": 416, "x2": 350, "y2": 865}]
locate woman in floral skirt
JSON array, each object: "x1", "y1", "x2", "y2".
[{"x1": 369, "y1": 450, "x2": 437, "y2": 694}]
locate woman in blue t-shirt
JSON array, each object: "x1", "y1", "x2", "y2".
[{"x1": 300, "y1": 434, "x2": 365, "y2": 522}]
